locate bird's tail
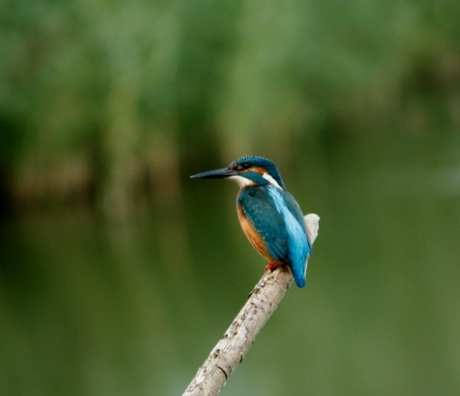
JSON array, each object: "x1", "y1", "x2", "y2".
[{"x1": 292, "y1": 213, "x2": 320, "y2": 288}]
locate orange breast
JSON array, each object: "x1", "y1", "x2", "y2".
[{"x1": 237, "y1": 206, "x2": 278, "y2": 263}]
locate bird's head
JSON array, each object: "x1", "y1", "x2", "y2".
[{"x1": 191, "y1": 156, "x2": 285, "y2": 189}]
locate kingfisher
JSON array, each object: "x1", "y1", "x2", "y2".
[{"x1": 191, "y1": 155, "x2": 311, "y2": 288}]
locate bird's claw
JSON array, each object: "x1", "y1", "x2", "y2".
[{"x1": 265, "y1": 262, "x2": 280, "y2": 272}]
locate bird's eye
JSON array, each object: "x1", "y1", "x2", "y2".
[
  {"x1": 230, "y1": 163, "x2": 248, "y2": 171},
  {"x1": 229, "y1": 164, "x2": 241, "y2": 171}
]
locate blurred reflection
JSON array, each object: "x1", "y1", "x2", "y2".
[{"x1": 1, "y1": 139, "x2": 460, "y2": 395}]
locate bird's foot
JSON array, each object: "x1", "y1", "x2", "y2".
[{"x1": 265, "y1": 262, "x2": 280, "y2": 272}]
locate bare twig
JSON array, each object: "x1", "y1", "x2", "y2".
[{"x1": 183, "y1": 214, "x2": 320, "y2": 396}]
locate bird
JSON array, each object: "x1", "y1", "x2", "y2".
[{"x1": 191, "y1": 155, "x2": 311, "y2": 288}]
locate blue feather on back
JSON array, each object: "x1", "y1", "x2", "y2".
[{"x1": 238, "y1": 185, "x2": 310, "y2": 287}]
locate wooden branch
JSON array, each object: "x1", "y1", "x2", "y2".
[{"x1": 183, "y1": 214, "x2": 320, "y2": 396}]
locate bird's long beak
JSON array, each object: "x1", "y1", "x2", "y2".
[{"x1": 190, "y1": 167, "x2": 238, "y2": 179}]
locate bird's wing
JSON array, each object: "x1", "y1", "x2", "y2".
[
  {"x1": 282, "y1": 191, "x2": 312, "y2": 250},
  {"x1": 239, "y1": 186, "x2": 290, "y2": 262},
  {"x1": 239, "y1": 185, "x2": 310, "y2": 287},
  {"x1": 273, "y1": 190, "x2": 311, "y2": 288},
  {"x1": 239, "y1": 186, "x2": 310, "y2": 268}
]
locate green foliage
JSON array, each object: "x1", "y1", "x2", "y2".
[{"x1": 1, "y1": 0, "x2": 459, "y2": 210}]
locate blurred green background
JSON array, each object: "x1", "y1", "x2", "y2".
[{"x1": 1, "y1": 0, "x2": 460, "y2": 395}]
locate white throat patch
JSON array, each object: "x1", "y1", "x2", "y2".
[{"x1": 228, "y1": 175, "x2": 255, "y2": 188}]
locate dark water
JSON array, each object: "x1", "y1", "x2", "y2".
[{"x1": 1, "y1": 138, "x2": 460, "y2": 395}]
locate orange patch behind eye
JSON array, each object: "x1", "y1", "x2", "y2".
[{"x1": 248, "y1": 166, "x2": 264, "y2": 175}]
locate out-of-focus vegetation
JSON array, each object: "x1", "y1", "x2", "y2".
[
  {"x1": 1, "y1": 0, "x2": 459, "y2": 215},
  {"x1": 2, "y1": 2, "x2": 460, "y2": 395}
]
